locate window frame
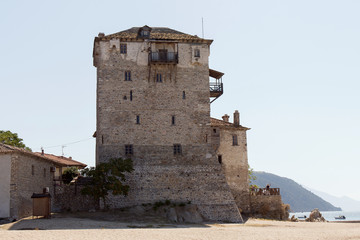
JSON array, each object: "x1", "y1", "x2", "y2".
[
  {"x1": 173, "y1": 144, "x2": 182, "y2": 155},
  {"x1": 120, "y1": 43, "x2": 127, "y2": 54},
  {"x1": 125, "y1": 144, "x2": 133, "y2": 155},
  {"x1": 194, "y1": 49, "x2": 200, "y2": 58},
  {"x1": 232, "y1": 135, "x2": 238, "y2": 146},
  {"x1": 125, "y1": 71, "x2": 132, "y2": 81},
  {"x1": 156, "y1": 73, "x2": 162, "y2": 83},
  {"x1": 141, "y1": 30, "x2": 150, "y2": 37}
]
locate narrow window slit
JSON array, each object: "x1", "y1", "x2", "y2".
[
  {"x1": 156, "y1": 73, "x2": 162, "y2": 82},
  {"x1": 218, "y1": 155, "x2": 222, "y2": 164},
  {"x1": 125, "y1": 71, "x2": 131, "y2": 81}
]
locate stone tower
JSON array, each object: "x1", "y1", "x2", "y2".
[{"x1": 93, "y1": 26, "x2": 243, "y2": 222}]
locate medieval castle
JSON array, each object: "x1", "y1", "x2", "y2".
[{"x1": 93, "y1": 26, "x2": 250, "y2": 222}]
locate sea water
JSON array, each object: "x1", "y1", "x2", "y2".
[{"x1": 291, "y1": 211, "x2": 360, "y2": 221}]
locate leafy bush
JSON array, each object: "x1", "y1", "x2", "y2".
[
  {"x1": 62, "y1": 167, "x2": 79, "y2": 184},
  {"x1": 81, "y1": 157, "x2": 134, "y2": 208}
]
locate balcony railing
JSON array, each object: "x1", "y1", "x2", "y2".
[
  {"x1": 210, "y1": 82, "x2": 223, "y2": 98},
  {"x1": 250, "y1": 187, "x2": 281, "y2": 196},
  {"x1": 149, "y1": 52, "x2": 178, "y2": 64}
]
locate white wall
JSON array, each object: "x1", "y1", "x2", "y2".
[{"x1": 0, "y1": 154, "x2": 11, "y2": 218}]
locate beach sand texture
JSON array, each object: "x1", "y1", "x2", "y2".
[{"x1": 1, "y1": 216, "x2": 360, "y2": 240}]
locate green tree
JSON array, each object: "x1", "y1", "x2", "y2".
[
  {"x1": 0, "y1": 130, "x2": 32, "y2": 151},
  {"x1": 248, "y1": 164, "x2": 258, "y2": 189},
  {"x1": 62, "y1": 167, "x2": 79, "y2": 184},
  {"x1": 81, "y1": 157, "x2": 134, "y2": 208}
]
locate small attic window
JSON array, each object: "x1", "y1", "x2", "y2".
[
  {"x1": 139, "y1": 26, "x2": 152, "y2": 38},
  {"x1": 141, "y1": 30, "x2": 150, "y2": 37}
]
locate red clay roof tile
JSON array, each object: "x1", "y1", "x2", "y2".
[{"x1": 0, "y1": 143, "x2": 87, "y2": 168}]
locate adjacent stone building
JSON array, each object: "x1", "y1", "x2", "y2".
[
  {"x1": 93, "y1": 26, "x2": 250, "y2": 222},
  {"x1": 33, "y1": 152, "x2": 87, "y2": 182},
  {"x1": 211, "y1": 112, "x2": 251, "y2": 214},
  {"x1": 0, "y1": 143, "x2": 86, "y2": 220}
]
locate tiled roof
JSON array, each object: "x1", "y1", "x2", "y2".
[
  {"x1": 0, "y1": 143, "x2": 31, "y2": 154},
  {"x1": 98, "y1": 26, "x2": 213, "y2": 43},
  {"x1": 33, "y1": 153, "x2": 87, "y2": 168},
  {"x1": 210, "y1": 118, "x2": 250, "y2": 130},
  {"x1": 0, "y1": 143, "x2": 86, "y2": 168},
  {"x1": 211, "y1": 117, "x2": 233, "y2": 126}
]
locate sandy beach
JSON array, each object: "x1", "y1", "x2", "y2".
[{"x1": 1, "y1": 214, "x2": 360, "y2": 240}]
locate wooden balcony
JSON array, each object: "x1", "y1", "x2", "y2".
[
  {"x1": 209, "y1": 69, "x2": 224, "y2": 103},
  {"x1": 149, "y1": 52, "x2": 178, "y2": 64},
  {"x1": 210, "y1": 82, "x2": 223, "y2": 97}
]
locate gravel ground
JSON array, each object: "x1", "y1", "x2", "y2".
[{"x1": 1, "y1": 214, "x2": 360, "y2": 240}]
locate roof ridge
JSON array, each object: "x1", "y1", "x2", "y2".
[
  {"x1": 0, "y1": 143, "x2": 86, "y2": 167},
  {"x1": 0, "y1": 142, "x2": 31, "y2": 152},
  {"x1": 210, "y1": 117, "x2": 250, "y2": 130},
  {"x1": 34, "y1": 152, "x2": 87, "y2": 167},
  {"x1": 98, "y1": 26, "x2": 212, "y2": 43}
]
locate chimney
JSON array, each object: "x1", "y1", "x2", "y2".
[
  {"x1": 233, "y1": 110, "x2": 240, "y2": 126},
  {"x1": 222, "y1": 114, "x2": 230, "y2": 122},
  {"x1": 98, "y1": 32, "x2": 105, "y2": 37},
  {"x1": 41, "y1": 148, "x2": 44, "y2": 156},
  {"x1": 69, "y1": 157, "x2": 72, "y2": 160}
]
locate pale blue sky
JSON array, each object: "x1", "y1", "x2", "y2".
[{"x1": 1, "y1": 0, "x2": 359, "y2": 200}]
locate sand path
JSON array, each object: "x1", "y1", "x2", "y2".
[{"x1": 1, "y1": 217, "x2": 360, "y2": 240}]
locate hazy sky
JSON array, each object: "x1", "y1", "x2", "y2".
[{"x1": 1, "y1": 0, "x2": 359, "y2": 200}]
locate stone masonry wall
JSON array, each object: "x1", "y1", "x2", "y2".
[
  {"x1": 212, "y1": 127, "x2": 250, "y2": 213},
  {"x1": 10, "y1": 153, "x2": 55, "y2": 219},
  {"x1": 93, "y1": 37, "x2": 243, "y2": 222},
  {"x1": 52, "y1": 184, "x2": 99, "y2": 212},
  {"x1": 250, "y1": 195, "x2": 288, "y2": 220},
  {"x1": 0, "y1": 154, "x2": 11, "y2": 218}
]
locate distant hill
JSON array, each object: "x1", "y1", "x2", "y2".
[
  {"x1": 308, "y1": 188, "x2": 360, "y2": 212},
  {"x1": 252, "y1": 171, "x2": 342, "y2": 212}
]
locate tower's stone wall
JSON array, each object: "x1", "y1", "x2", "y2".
[{"x1": 93, "y1": 29, "x2": 244, "y2": 222}]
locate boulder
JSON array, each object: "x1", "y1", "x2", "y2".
[
  {"x1": 166, "y1": 208, "x2": 178, "y2": 222},
  {"x1": 306, "y1": 208, "x2": 326, "y2": 222},
  {"x1": 290, "y1": 215, "x2": 298, "y2": 222},
  {"x1": 163, "y1": 204, "x2": 203, "y2": 223},
  {"x1": 176, "y1": 205, "x2": 203, "y2": 223}
]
